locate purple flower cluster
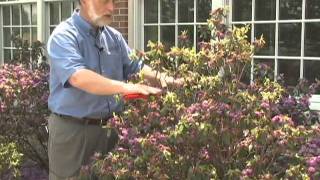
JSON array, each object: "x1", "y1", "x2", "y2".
[
  {"x1": 306, "y1": 156, "x2": 320, "y2": 175},
  {"x1": 119, "y1": 127, "x2": 142, "y2": 155},
  {"x1": 299, "y1": 138, "x2": 320, "y2": 176},
  {"x1": 271, "y1": 114, "x2": 293, "y2": 125},
  {"x1": 241, "y1": 167, "x2": 253, "y2": 178}
]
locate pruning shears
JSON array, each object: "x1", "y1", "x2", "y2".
[{"x1": 123, "y1": 93, "x2": 149, "y2": 101}]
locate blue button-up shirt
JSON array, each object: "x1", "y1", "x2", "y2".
[{"x1": 47, "y1": 10, "x2": 143, "y2": 119}]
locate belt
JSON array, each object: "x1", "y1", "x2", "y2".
[{"x1": 52, "y1": 112, "x2": 112, "y2": 126}]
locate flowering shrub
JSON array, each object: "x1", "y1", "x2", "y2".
[
  {"x1": 0, "y1": 141, "x2": 23, "y2": 178},
  {"x1": 0, "y1": 39, "x2": 49, "y2": 174},
  {"x1": 77, "y1": 8, "x2": 320, "y2": 179}
]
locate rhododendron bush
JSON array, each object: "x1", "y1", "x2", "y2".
[
  {"x1": 0, "y1": 39, "x2": 49, "y2": 175},
  {"x1": 79, "y1": 9, "x2": 320, "y2": 179}
]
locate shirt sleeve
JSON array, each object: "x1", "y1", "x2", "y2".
[
  {"x1": 119, "y1": 35, "x2": 144, "y2": 80},
  {"x1": 47, "y1": 32, "x2": 86, "y2": 88}
]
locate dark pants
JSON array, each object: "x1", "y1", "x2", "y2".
[{"x1": 48, "y1": 113, "x2": 118, "y2": 180}]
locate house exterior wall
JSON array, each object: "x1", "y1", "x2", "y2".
[{"x1": 112, "y1": 0, "x2": 129, "y2": 40}]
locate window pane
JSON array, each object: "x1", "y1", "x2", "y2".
[
  {"x1": 305, "y1": 22, "x2": 320, "y2": 57},
  {"x1": 61, "y1": 1, "x2": 71, "y2": 21},
  {"x1": 306, "y1": 0, "x2": 320, "y2": 19},
  {"x1": 197, "y1": 0, "x2": 211, "y2": 22},
  {"x1": 178, "y1": 25, "x2": 194, "y2": 48},
  {"x1": 31, "y1": 4, "x2": 37, "y2": 25},
  {"x1": 278, "y1": 23, "x2": 301, "y2": 56},
  {"x1": 255, "y1": 0, "x2": 276, "y2": 20},
  {"x1": 50, "y1": 2, "x2": 60, "y2": 25},
  {"x1": 278, "y1": 59, "x2": 300, "y2": 86},
  {"x1": 144, "y1": 0, "x2": 158, "y2": 23},
  {"x1": 304, "y1": 60, "x2": 320, "y2": 82},
  {"x1": 73, "y1": 1, "x2": 80, "y2": 9},
  {"x1": 254, "y1": 58, "x2": 275, "y2": 80},
  {"x1": 50, "y1": 27, "x2": 56, "y2": 34},
  {"x1": 3, "y1": 28, "x2": 11, "y2": 47},
  {"x1": 255, "y1": 24, "x2": 275, "y2": 55},
  {"x1": 32, "y1": 27, "x2": 37, "y2": 43},
  {"x1": 22, "y1": 4, "x2": 31, "y2": 25},
  {"x1": 179, "y1": 0, "x2": 194, "y2": 22},
  {"x1": 3, "y1": 6, "x2": 10, "y2": 25},
  {"x1": 255, "y1": 59, "x2": 275, "y2": 70},
  {"x1": 232, "y1": 0, "x2": 252, "y2": 21},
  {"x1": 12, "y1": 5, "x2": 20, "y2": 25},
  {"x1": 144, "y1": 26, "x2": 158, "y2": 50},
  {"x1": 279, "y1": 0, "x2": 302, "y2": 20},
  {"x1": 22, "y1": 28, "x2": 30, "y2": 46},
  {"x1": 12, "y1": 49, "x2": 20, "y2": 60},
  {"x1": 12, "y1": 27, "x2": 20, "y2": 39},
  {"x1": 160, "y1": 26, "x2": 175, "y2": 51},
  {"x1": 4, "y1": 49, "x2": 11, "y2": 62},
  {"x1": 161, "y1": 0, "x2": 175, "y2": 23}
]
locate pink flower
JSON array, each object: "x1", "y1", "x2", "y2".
[
  {"x1": 255, "y1": 111, "x2": 264, "y2": 117},
  {"x1": 308, "y1": 157, "x2": 318, "y2": 167},
  {"x1": 242, "y1": 168, "x2": 253, "y2": 177},
  {"x1": 261, "y1": 101, "x2": 270, "y2": 109},
  {"x1": 308, "y1": 167, "x2": 316, "y2": 174}
]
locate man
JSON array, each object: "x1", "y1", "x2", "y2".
[{"x1": 47, "y1": 0, "x2": 181, "y2": 179}]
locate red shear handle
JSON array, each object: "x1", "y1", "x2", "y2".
[{"x1": 123, "y1": 93, "x2": 149, "y2": 101}]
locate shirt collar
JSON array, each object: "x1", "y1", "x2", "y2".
[{"x1": 72, "y1": 9, "x2": 98, "y2": 36}]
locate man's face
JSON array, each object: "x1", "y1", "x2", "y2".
[{"x1": 84, "y1": 0, "x2": 114, "y2": 27}]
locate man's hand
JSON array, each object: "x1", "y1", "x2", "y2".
[
  {"x1": 122, "y1": 83, "x2": 162, "y2": 96},
  {"x1": 140, "y1": 65, "x2": 184, "y2": 88},
  {"x1": 159, "y1": 75, "x2": 184, "y2": 88}
]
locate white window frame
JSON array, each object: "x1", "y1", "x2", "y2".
[
  {"x1": 228, "y1": 0, "x2": 320, "y2": 82},
  {"x1": 0, "y1": 0, "x2": 77, "y2": 65},
  {"x1": 0, "y1": 0, "x2": 38, "y2": 64}
]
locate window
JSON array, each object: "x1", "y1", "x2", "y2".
[
  {"x1": 48, "y1": 1, "x2": 79, "y2": 34},
  {"x1": 0, "y1": 0, "x2": 79, "y2": 64},
  {"x1": 143, "y1": 0, "x2": 213, "y2": 50},
  {"x1": 2, "y1": 3, "x2": 37, "y2": 63},
  {"x1": 231, "y1": 0, "x2": 320, "y2": 85}
]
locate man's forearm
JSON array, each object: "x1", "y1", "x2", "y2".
[{"x1": 69, "y1": 69, "x2": 127, "y2": 95}]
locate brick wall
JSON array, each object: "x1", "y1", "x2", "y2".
[{"x1": 112, "y1": 0, "x2": 129, "y2": 40}]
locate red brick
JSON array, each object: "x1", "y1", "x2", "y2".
[
  {"x1": 119, "y1": 9, "x2": 128, "y2": 14},
  {"x1": 113, "y1": 15, "x2": 127, "y2": 22},
  {"x1": 113, "y1": 0, "x2": 128, "y2": 41},
  {"x1": 115, "y1": 2, "x2": 128, "y2": 8},
  {"x1": 110, "y1": 22, "x2": 120, "y2": 27},
  {"x1": 120, "y1": 21, "x2": 128, "y2": 27},
  {"x1": 113, "y1": 9, "x2": 120, "y2": 15}
]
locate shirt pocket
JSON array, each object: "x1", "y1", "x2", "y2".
[{"x1": 101, "y1": 52, "x2": 124, "y2": 80}]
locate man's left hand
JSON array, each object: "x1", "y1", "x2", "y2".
[{"x1": 159, "y1": 75, "x2": 184, "y2": 88}]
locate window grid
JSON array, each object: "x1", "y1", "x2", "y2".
[
  {"x1": 48, "y1": 1, "x2": 78, "y2": 33},
  {"x1": 230, "y1": 0, "x2": 320, "y2": 84},
  {"x1": 2, "y1": 3, "x2": 37, "y2": 63},
  {"x1": 142, "y1": 0, "x2": 212, "y2": 50},
  {"x1": 0, "y1": 0, "x2": 78, "y2": 64}
]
